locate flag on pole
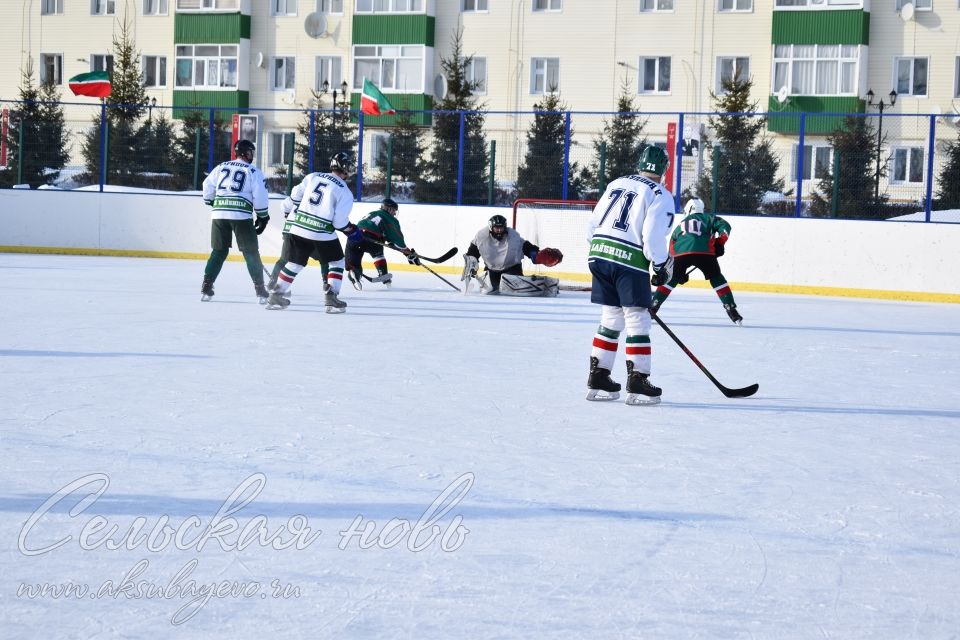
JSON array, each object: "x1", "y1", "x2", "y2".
[
  {"x1": 68, "y1": 71, "x2": 112, "y2": 98},
  {"x1": 360, "y1": 79, "x2": 396, "y2": 116}
]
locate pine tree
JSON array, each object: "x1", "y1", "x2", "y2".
[
  {"x1": 294, "y1": 89, "x2": 358, "y2": 181},
  {"x1": 934, "y1": 127, "x2": 960, "y2": 209},
  {"x1": 2, "y1": 61, "x2": 69, "y2": 188},
  {"x1": 515, "y1": 92, "x2": 580, "y2": 200},
  {"x1": 171, "y1": 106, "x2": 232, "y2": 190},
  {"x1": 379, "y1": 96, "x2": 425, "y2": 187},
  {"x1": 694, "y1": 78, "x2": 782, "y2": 214},
  {"x1": 416, "y1": 29, "x2": 489, "y2": 204},
  {"x1": 107, "y1": 14, "x2": 148, "y2": 124},
  {"x1": 809, "y1": 116, "x2": 886, "y2": 218},
  {"x1": 579, "y1": 80, "x2": 648, "y2": 193}
]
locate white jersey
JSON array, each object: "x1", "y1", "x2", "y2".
[
  {"x1": 471, "y1": 227, "x2": 527, "y2": 272},
  {"x1": 281, "y1": 172, "x2": 354, "y2": 241},
  {"x1": 202, "y1": 160, "x2": 269, "y2": 221},
  {"x1": 586, "y1": 174, "x2": 675, "y2": 272}
]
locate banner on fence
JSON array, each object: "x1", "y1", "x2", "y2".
[
  {"x1": 231, "y1": 114, "x2": 259, "y2": 159},
  {"x1": 665, "y1": 122, "x2": 677, "y2": 192},
  {"x1": 1, "y1": 108, "x2": 7, "y2": 167}
]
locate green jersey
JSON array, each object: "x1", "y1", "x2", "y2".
[
  {"x1": 669, "y1": 212, "x2": 731, "y2": 256},
  {"x1": 357, "y1": 207, "x2": 407, "y2": 249}
]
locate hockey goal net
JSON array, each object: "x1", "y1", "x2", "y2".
[{"x1": 512, "y1": 198, "x2": 597, "y2": 290}]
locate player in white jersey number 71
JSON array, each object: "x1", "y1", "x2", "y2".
[{"x1": 585, "y1": 145, "x2": 676, "y2": 406}]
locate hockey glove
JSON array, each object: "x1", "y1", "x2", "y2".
[
  {"x1": 534, "y1": 247, "x2": 563, "y2": 267},
  {"x1": 254, "y1": 215, "x2": 270, "y2": 235},
  {"x1": 712, "y1": 233, "x2": 728, "y2": 257},
  {"x1": 462, "y1": 255, "x2": 479, "y2": 281},
  {"x1": 651, "y1": 257, "x2": 674, "y2": 287},
  {"x1": 404, "y1": 248, "x2": 421, "y2": 266},
  {"x1": 346, "y1": 226, "x2": 365, "y2": 244}
]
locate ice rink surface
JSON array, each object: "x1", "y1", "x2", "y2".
[{"x1": 1, "y1": 253, "x2": 959, "y2": 639}]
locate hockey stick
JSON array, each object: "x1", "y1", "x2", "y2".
[
  {"x1": 368, "y1": 239, "x2": 459, "y2": 264},
  {"x1": 417, "y1": 261, "x2": 462, "y2": 292},
  {"x1": 651, "y1": 312, "x2": 759, "y2": 399}
]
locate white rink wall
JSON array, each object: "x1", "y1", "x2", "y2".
[{"x1": 1, "y1": 189, "x2": 958, "y2": 297}]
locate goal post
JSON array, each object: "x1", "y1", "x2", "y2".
[{"x1": 512, "y1": 198, "x2": 597, "y2": 290}]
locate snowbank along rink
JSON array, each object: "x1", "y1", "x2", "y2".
[{"x1": 1, "y1": 189, "x2": 959, "y2": 638}]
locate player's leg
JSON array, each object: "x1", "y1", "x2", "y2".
[
  {"x1": 651, "y1": 255, "x2": 692, "y2": 312},
  {"x1": 344, "y1": 241, "x2": 365, "y2": 289},
  {"x1": 615, "y1": 264, "x2": 661, "y2": 405},
  {"x1": 586, "y1": 261, "x2": 624, "y2": 400},
  {"x1": 316, "y1": 239, "x2": 348, "y2": 313},
  {"x1": 202, "y1": 219, "x2": 233, "y2": 300},
  {"x1": 368, "y1": 242, "x2": 391, "y2": 284},
  {"x1": 266, "y1": 235, "x2": 309, "y2": 309},
  {"x1": 699, "y1": 256, "x2": 741, "y2": 324},
  {"x1": 268, "y1": 232, "x2": 290, "y2": 291},
  {"x1": 233, "y1": 219, "x2": 268, "y2": 303}
]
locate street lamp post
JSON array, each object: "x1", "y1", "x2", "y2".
[
  {"x1": 322, "y1": 80, "x2": 350, "y2": 110},
  {"x1": 148, "y1": 96, "x2": 157, "y2": 123},
  {"x1": 865, "y1": 88, "x2": 897, "y2": 205}
]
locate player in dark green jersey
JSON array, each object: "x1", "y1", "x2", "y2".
[
  {"x1": 344, "y1": 198, "x2": 418, "y2": 289},
  {"x1": 651, "y1": 198, "x2": 742, "y2": 325}
]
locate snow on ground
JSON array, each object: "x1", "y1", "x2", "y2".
[{"x1": 1, "y1": 253, "x2": 959, "y2": 639}]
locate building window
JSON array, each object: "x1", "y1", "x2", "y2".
[
  {"x1": 370, "y1": 132, "x2": 391, "y2": 169},
  {"x1": 268, "y1": 132, "x2": 293, "y2": 167},
  {"x1": 774, "y1": 0, "x2": 862, "y2": 6},
  {"x1": 315, "y1": 56, "x2": 343, "y2": 92},
  {"x1": 717, "y1": 56, "x2": 749, "y2": 93},
  {"x1": 143, "y1": 0, "x2": 168, "y2": 14},
  {"x1": 272, "y1": 0, "x2": 297, "y2": 15},
  {"x1": 318, "y1": 0, "x2": 343, "y2": 12},
  {"x1": 175, "y1": 45, "x2": 238, "y2": 89},
  {"x1": 891, "y1": 147, "x2": 924, "y2": 184},
  {"x1": 530, "y1": 57, "x2": 560, "y2": 94},
  {"x1": 718, "y1": 0, "x2": 752, "y2": 10},
  {"x1": 462, "y1": 0, "x2": 488, "y2": 10},
  {"x1": 41, "y1": 0, "x2": 64, "y2": 14},
  {"x1": 791, "y1": 143, "x2": 833, "y2": 181},
  {"x1": 533, "y1": 0, "x2": 562, "y2": 11},
  {"x1": 176, "y1": 0, "x2": 240, "y2": 10},
  {"x1": 639, "y1": 0, "x2": 674, "y2": 11},
  {"x1": 355, "y1": 0, "x2": 424, "y2": 12},
  {"x1": 895, "y1": 57, "x2": 928, "y2": 97},
  {"x1": 353, "y1": 45, "x2": 424, "y2": 92},
  {"x1": 92, "y1": 55, "x2": 114, "y2": 76},
  {"x1": 897, "y1": 0, "x2": 931, "y2": 9},
  {"x1": 91, "y1": 0, "x2": 116, "y2": 15},
  {"x1": 271, "y1": 57, "x2": 296, "y2": 90},
  {"x1": 639, "y1": 56, "x2": 671, "y2": 93},
  {"x1": 773, "y1": 44, "x2": 858, "y2": 96},
  {"x1": 465, "y1": 57, "x2": 487, "y2": 94},
  {"x1": 142, "y1": 56, "x2": 167, "y2": 87},
  {"x1": 40, "y1": 54, "x2": 63, "y2": 85}
]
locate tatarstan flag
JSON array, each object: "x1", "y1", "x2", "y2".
[
  {"x1": 68, "y1": 71, "x2": 111, "y2": 98},
  {"x1": 360, "y1": 79, "x2": 396, "y2": 116}
]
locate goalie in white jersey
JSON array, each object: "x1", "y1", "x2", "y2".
[
  {"x1": 265, "y1": 152, "x2": 361, "y2": 313},
  {"x1": 585, "y1": 145, "x2": 676, "y2": 406}
]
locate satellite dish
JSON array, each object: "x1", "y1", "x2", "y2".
[
  {"x1": 434, "y1": 74, "x2": 447, "y2": 100},
  {"x1": 304, "y1": 12, "x2": 328, "y2": 38},
  {"x1": 256, "y1": 52, "x2": 264, "y2": 68},
  {"x1": 776, "y1": 85, "x2": 789, "y2": 104},
  {"x1": 282, "y1": 88, "x2": 297, "y2": 105},
  {"x1": 900, "y1": 2, "x2": 915, "y2": 21}
]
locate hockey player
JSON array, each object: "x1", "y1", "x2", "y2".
[
  {"x1": 586, "y1": 145, "x2": 675, "y2": 406},
  {"x1": 651, "y1": 197, "x2": 742, "y2": 325},
  {"x1": 345, "y1": 198, "x2": 419, "y2": 289},
  {"x1": 461, "y1": 214, "x2": 563, "y2": 295},
  {"x1": 265, "y1": 152, "x2": 360, "y2": 313},
  {"x1": 200, "y1": 139, "x2": 270, "y2": 303}
]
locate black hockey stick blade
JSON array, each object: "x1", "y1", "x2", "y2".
[
  {"x1": 651, "y1": 312, "x2": 759, "y2": 399},
  {"x1": 418, "y1": 247, "x2": 458, "y2": 264}
]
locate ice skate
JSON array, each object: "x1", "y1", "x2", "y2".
[
  {"x1": 201, "y1": 277, "x2": 215, "y2": 302},
  {"x1": 370, "y1": 272, "x2": 392, "y2": 286},
  {"x1": 347, "y1": 269, "x2": 363, "y2": 291},
  {"x1": 265, "y1": 290, "x2": 290, "y2": 310},
  {"x1": 324, "y1": 290, "x2": 347, "y2": 314},
  {"x1": 586, "y1": 356, "x2": 621, "y2": 401},
  {"x1": 254, "y1": 282, "x2": 269, "y2": 305},
  {"x1": 625, "y1": 361, "x2": 662, "y2": 406},
  {"x1": 724, "y1": 303, "x2": 743, "y2": 326}
]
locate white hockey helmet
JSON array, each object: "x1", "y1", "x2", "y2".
[{"x1": 684, "y1": 198, "x2": 705, "y2": 215}]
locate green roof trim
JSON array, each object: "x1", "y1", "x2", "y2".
[
  {"x1": 352, "y1": 15, "x2": 435, "y2": 46},
  {"x1": 767, "y1": 96, "x2": 866, "y2": 135},
  {"x1": 175, "y1": 13, "x2": 251, "y2": 43},
  {"x1": 772, "y1": 10, "x2": 869, "y2": 45},
  {"x1": 172, "y1": 90, "x2": 250, "y2": 120}
]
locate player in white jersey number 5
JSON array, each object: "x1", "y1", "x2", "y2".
[
  {"x1": 585, "y1": 146, "x2": 675, "y2": 406},
  {"x1": 265, "y1": 152, "x2": 361, "y2": 314}
]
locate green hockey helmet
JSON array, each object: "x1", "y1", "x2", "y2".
[{"x1": 638, "y1": 145, "x2": 670, "y2": 177}]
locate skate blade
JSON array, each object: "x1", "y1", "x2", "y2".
[
  {"x1": 258, "y1": 297, "x2": 268, "y2": 305},
  {"x1": 625, "y1": 393, "x2": 661, "y2": 406},
  {"x1": 201, "y1": 294, "x2": 213, "y2": 302},
  {"x1": 586, "y1": 389, "x2": 620, "y2": 401},
  {"x1": 325, "y1": 306, "x2": 347, "y2": 314},
  {"x1": 265, "y1": 304, "x2": 288, "y2": 311}
]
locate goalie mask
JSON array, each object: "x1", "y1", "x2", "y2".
[{"x1": 488, "y1": 214, "x2": 508, "y2": 241}]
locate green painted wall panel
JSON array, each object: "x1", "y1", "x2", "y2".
[
  {"x1": 349, "y1": 93, "x2": 433, "y2": 126},
  {"x1": 175, "y1": 13, "x2": 250, "y2": 43},
  {"x1": 772, "y1": 10, "x2": 869, "y2": 45},
  {"x1": 172, "y1": 90, "x2": 249, "y2": 120},
  {"x1": 767, "y1": 96, "x2": 865, "y2": 135},
  {"x1": 352, "y1": 15, "x2": 435, "y2": 46}
]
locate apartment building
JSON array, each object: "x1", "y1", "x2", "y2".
[{"x1": 2, "y1": 1, "x2": 958, "y2": 194}]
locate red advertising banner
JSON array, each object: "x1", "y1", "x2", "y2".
[
  {"x1": 230, "y1": 114, "x2": 240, "y2": 159},
  {"x1": 1, "y1": 108, "x2": 8, "y2": 167},
  {"x1": 665, "y1": 122, "x2": 677, "y2": 193}
]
